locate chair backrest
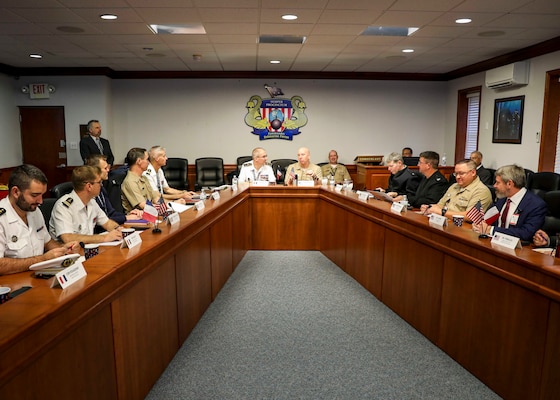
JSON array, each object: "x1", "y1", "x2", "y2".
[
  {"x1": 50, "y1": 181, "x2": 73, "y2": 199},
  {"x1": 527, "y1": 171, "x2": 560, "y2": 199},
  {"x1": 106, "y1": 172, "x2": 127, "y2": 213},
  {"x1": 195, "y1": 157, "x2": 225, "y2": 190},
  {"x1": 270, "y1": 159, "x2": 298, "y2": 184},
  {"x1": 39, "y1": 197, "x2": 57, "y2": 226},
  {"x1": 162, "y1": 157, "x2": 189, "y2": 190},
  {"x1": 543, "y1": 190, "x2": 560, "y2": 236}
]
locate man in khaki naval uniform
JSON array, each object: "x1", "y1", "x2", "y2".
[
  {"x1": 0, "y1": 165, "x2": 78, "y2": 275},
  {"x1": 284, "y1": 147, "x2": 322, "y2": 185},
  {"x1": 321, "y1": 150, "x2": 351, "y2": 184},
  {"x1": 121, "y1": 147, "x2": 162, "y2": 214},
  {"x1": 421, "y1": 159, "x2": 493, "y2": 222}
]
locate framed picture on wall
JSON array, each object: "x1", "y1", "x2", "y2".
[{"x1": 492, "y1": 95, "x2": 524, "y2": 144}]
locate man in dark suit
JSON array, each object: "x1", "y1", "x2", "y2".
[
  {"x1": 375, "y1": 152, "x2": 420, "y2": 203},
  {"x1": 470, "y1": 150, "x2": 493, "y2": 185},
  {"x1": 408, "y1": 151, "x2": 449, "y2": 208},
  {"x1": 80, "y1": 119, "x2": 115, "y2": 166},
  {"x1": 473, "y1": 164, "x2": 547, "y2": 242}
]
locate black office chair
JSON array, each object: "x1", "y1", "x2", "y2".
[
  {"x1": 39, "y1": 197, "x2": 57, "y2": 226},
  {"x1": 526, "y1": 171, "x2": 560, "y2": 200},
  {"x1": 486, "y1": 168, "x2": 496, "y2": 184},
  {"x1": 162, "y1": 157, "x2": 189, "y2": 190},
  {"x1": 106, "y1": 172, "x2": 127, "y2": 213},
  {"x1": 195, "y1": 157, "x2": 225, "y2": 190},
  {"x1": 270, "y1": 159, "x2": 297, "y2": 184},
  {"x1": 543, "y1": 191, "x2": 560, "y2": 236},
  {"x1": 227, "y1": 156, "x2": 252, "y2": 184},
  {"x1": 50, "y1": 181, "x2": 73, "y2": 198}
]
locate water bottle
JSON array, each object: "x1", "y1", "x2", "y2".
[
  {"x1": 232, "y1": 175, "x2": 238, "y2": 189},
  {"x1": 441, "y1": 153, "x2": 447, "y2": 166},
  {"x1": 200, "y1": 189, "x2": 207, "y2": 200},
  {"x1": 402, "y1": 195, "x2": 408, "y2": 207}
]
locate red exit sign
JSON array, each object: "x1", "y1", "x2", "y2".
[{"x1": 29, "y1": 83, "x2": 50, "y2": 99}]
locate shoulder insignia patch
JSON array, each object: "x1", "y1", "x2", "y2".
[
  {"x1": 0, "y1": 208, "x2": 5, "y2": 216},
  {"x1": 62, "y1": 197, "x2": 74, "y2": 208},
  {"x1": 242, "y1": 161, "x2": 252, "y2": 167}
]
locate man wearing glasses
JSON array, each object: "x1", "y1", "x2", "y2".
[
  {"x1": 238, "y1": 147, "x2": 276, "y2": 184},
  {"x1": 421, "y1": 159, "x2": 492, "y2": 221},
  {"x1": 49, "y1": 165, "x2": 123, "y2": 244}
]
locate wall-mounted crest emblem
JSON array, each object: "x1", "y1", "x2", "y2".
[{"x1": 244, "y1": 85, "x2": 308, "y2": 140}]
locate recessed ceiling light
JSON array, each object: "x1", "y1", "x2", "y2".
[
  {"x1": 402, "y1": 49, "x2": 414, "y2": 53},
  {"x1": 282, "y1": 14, "x2": 298, "y2": 21},
  {"x1": 455, "y1": 18, "x2": 472, "y2": 24},
  {"x1": 270, "y1": 60, "x2": 281, "y2": 64},
  {"x1": 29, "y1": 54, "x2": 42, "y2": 59},
  {"x1": 100, "y1": 14, "x2": 118, "y2": 20}
]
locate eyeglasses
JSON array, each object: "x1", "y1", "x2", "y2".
[{"x1": 452, "y1": 171, "x2": 471, "y2": 177}]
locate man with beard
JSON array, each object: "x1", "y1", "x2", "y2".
[{"x1": 0, "y1": 165, "x2": 78, "y2": 275}]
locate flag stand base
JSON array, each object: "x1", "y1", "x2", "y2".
[{"x1": 478, "y1": 234, "x2": 490, "y2": 239}]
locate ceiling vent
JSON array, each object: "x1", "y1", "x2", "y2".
[{"x1": 485, "y1": 61, "x2": 529, "y2": 89}]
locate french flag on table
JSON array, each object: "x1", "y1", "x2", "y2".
[
  {"x1": 484, "y1": 205, "x2": 500, "y2": 225},
  {"x1": 142, "y1": 200, "x2": 158, "y2": 223}
]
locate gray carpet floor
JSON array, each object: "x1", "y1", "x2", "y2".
[{"x1": 146, "y1": 251, "x2": 501, "y2": 399}]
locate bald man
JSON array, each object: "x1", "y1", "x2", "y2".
[{"x1": 285, "y1": 147, "x2": 322, "y2": 185}]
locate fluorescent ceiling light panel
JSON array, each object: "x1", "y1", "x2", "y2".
[
  {"x1": 361, "y1": 26, "x2": 418, "y2": 37},
  {"x1": 149, "y1": 24, "x2": 206, "y2": 34},
  {"x1": 259, "y1": 35, "x2": 306, "y2": 44}
]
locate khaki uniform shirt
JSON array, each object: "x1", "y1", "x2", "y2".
[
  {"x1": 121, "y1": 171, "x2": 160, "y2": 213},
  {"x1": 284, "y1": 163, "x2": 323, "y2": 184},
  {"x1": 321, "y1": 164, "x2": 351, "y2": 184},
  {"x1": 437, "y1": 176, "x2": 493, "y2": 214},
  {"x1": 0, "y1": 197, "x2": 51, "y2": 259},
  {"x1": 49, "y1": 190, "x2": 109, "y2": 240}
]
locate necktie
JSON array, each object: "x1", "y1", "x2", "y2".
[
  {"x1": 500, "y1": 198, "x2": 511, "y2": 227},
  {"x1": 96, "y1": 138, "x2": 104, "y2": 154}
]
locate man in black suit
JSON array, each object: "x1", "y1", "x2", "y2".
[
  {"x1": 408, "y1": 151, "x2": 449, "y2": 208},
  {"x1": 80, "y1": 119, "x2": 114, "y2": 166},
  {"x1": 473, "y1": 164, "x2": 547, "y2": 242},
  {"x1": 470, "y1": 150, "x2": 493, "y2": 185}
]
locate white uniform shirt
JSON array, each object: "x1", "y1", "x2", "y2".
[
  {"x1": 143, "y1": 162, "x2": 169, "y2": 194},
  {"x1": 0, "y1": 197, "x2": 51, "y2": 258},
  {"x1": 238, "y1": 161, "x2": 276, "y2": 183},
  {"x1": 49, "y1": 190, "x2": 109, "y2": 240}
]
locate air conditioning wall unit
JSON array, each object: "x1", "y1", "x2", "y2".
[{"x1": 485, "y1": 61, "x2": 529, "y2": 89}]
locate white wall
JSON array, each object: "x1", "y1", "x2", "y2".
[
  {"x1": 0, "y1": 49, "x2": 558, "y2": 170},
  {"x1": 446, "y1": 50, "x2": 560, "y2": 171}
]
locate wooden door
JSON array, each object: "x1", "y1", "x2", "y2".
[{"x1": 19, "y1": 106, "x2": 67, "y2": 188}]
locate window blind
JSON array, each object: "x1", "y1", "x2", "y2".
[{"x1": 464, "y1": 92, "x2": 480, "y2": 158}]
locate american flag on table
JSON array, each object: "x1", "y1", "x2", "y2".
[
  {"x1": 289, "y1": 167, "x2": 296, "y2": 180},
  {"x1": 154, "y1": 196, "x2": 168, "y2": 216},
  {"x1": 276, "y1": 165, "x2": 282, "y2": 180},
  {"x1": 466, "y1": 200, "x2": 484, "y2": 224}
]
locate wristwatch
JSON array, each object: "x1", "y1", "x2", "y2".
[{"x1": 441, "y1": 207, "x2": 448, "y2": 216}]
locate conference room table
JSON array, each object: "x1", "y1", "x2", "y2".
[{"x1": 0, "y1": 184, "x2": 559, "y2": 400}]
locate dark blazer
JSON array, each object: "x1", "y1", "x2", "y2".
[
  {"x1": 492, "y1": 189, "x2": 548, "y2": 242},
  {"x1": 80, "y1": 135, "x2": 114, "y2": 165},
  {"x1": 387, "y1": 166, "x2": 421, "y2": 198},
  {"x1": 409, "y1": 170, "x2": 449, "y2": 208},
  {"x1": 476, "y1": 166, "x2": 493, "y2": 185},
  {"x1": 96, "y1": 186, "x2": 126, "y2": 225}
]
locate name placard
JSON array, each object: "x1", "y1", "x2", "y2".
[
  {"x1": 121, "y1": 231, "x2": 142, "y2": 249},
  {"x1": 252, "y1": 180, "x2": 269, "y2": 186},
  {"x1": 297, "y1": 180, "x2": 314, "y2": 187},
  {"x1": 211, "y1": 191, "x2": 220, "y2": 200},
  {"x1": 51, "y1": 260, "x2": 87, "y2": 289},
  {"x1": 334, "y1": 184, "x2": 343, "y2": 192},
  {"x1": 391, "y1": 202, "x2": 405, "y2": 213},
  {"x1": 491, "y1": 232, "x2": 522, "y2": 250},
  {"x1": 357, "y1": 191, "x2": 370, "y2": 201},
  {"x1": 195, "y1": 200, "x2": 205, "y2": 211},
  {"x1": 429, "y1": 214, "x2": 447, "y2": 228},
  {"x1": 167, "y1": 212, "x2": 180, "y2": 226}
]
